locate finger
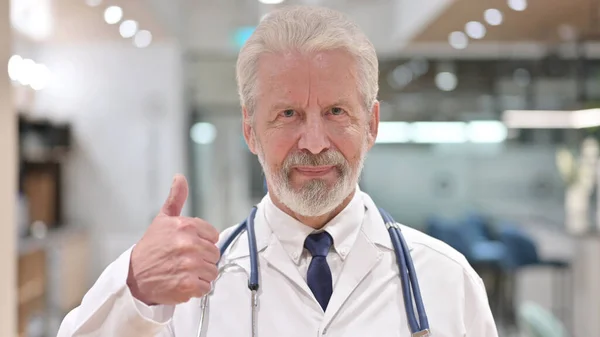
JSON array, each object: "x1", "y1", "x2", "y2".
[
  {"x1": 193, "y1": 218, "x2": 220, "y2": 244},
  {"x1": 197, "y1": 238, "x2": 221, "y2": 265},
  {"x1": 177, "y1": 277, "x2": 210, "y2": 300},
  {"x1": 161, "y1": 174, "x2": 189, "y2": 217},
  {"x1": 188, "y1": 278, "x2": 212, "y2": 298},
  {"x1": 197, "y1": 260, "x2": 219, "y2": 283}
]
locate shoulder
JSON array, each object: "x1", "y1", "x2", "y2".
[{"x1": 401, "y1": 225, "x2": 482, "y2": 285}]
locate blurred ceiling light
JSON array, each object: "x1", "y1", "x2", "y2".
[
  {"x1": 484, "y1": 8, "x2": 503, "y2": 26},
  {"x1": 408, "y1": 58, "x2": 429, "y2": 76},
  {"x1": 507, "y1": 0, "x2": 527, "y2": 11},
  {"x1": 375, "y1": 122, "x2": 411, "y2": 143},
  {"x1": 10, "y1": 0, "x2": 53, "y2": 40},
  {"x1": 119, "y1": 20, "x2": 138, "y2": 38},
  {"x1": 17, "y1": 58, "x2": 36, "y2": 86},
  {"x1": 390, "y1": 65, "x2": 413, "y2": 88},
  {"x1": 29, "y1": 63, "x2": 50, "y2": 90},
  {"x1": 7, "y1": 56, "x2": 51, "y2": 90},
  {"x1": 448, "y1": 31, "x2": 468, "y2": 49},
  {"x1": 133, "y1": 30, "x2": 152, "y2": 48},
  {"x1": 375, "y1": 121, "x2": 506, "y2": 144},
  {"x1": 467, "y1": 121, "x2": 508, "y2": 143},
  {"x1": 85, "y1": 0, "x2": 102, "y2": 7},
  {"x1": 572, "y1": 109, "x2": 600, "y2": 128},
  {"x1": 104, "y1": 6, "x2": 123, "y2": 24},
  {"x1": 412, "y1": 122, "x2": 468, "y2": 143},
  {"x1": 513, "y1": 68, "x2": 531, "y2": 87},
  {"x1": 7, "y1": 55, "x2": 23, "y2": 81},
  {"x1": 258, "y1": 0, "x2": 284, "y2": 4},
  {"x1": 465, "y1": 21, "x2": 486, "y2": 39},
  {"x1": 435, "y1": 72, "x2": 458, "y2": 91},
  {"x1": 191, "y1": 122, "x2": 217, "y2": 144},
  {"x1": 502, "y1": 109, "x2": 600, "y2": 129}
]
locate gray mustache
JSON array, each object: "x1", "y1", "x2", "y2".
[{"x1": 283, "y1": 151, "x2": 347, "y2": 169}]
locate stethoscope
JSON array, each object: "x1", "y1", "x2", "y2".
[{"x1": 196, "y1": 206, "x2": 431, "y2": 337}]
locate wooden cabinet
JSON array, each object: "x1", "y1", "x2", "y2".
[
  {"x1": 17, "y1": 228, "x2": 90, "y2": 337},
  {"x1": 17, "y1": 248, "x2": 46, "y2": 337}
]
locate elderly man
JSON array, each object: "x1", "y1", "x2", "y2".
[{"x1": 57, "y1": 5, "x2": 498, "y2": 337}]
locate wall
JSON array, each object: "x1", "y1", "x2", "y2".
[
  {"x1": 0, "y1": 0, "x2": 17, "y2": 334},
  {"x1": 361, "y1": 143, "x2": 565, "y2": 228},
  {"x1": 31, "y1": 41, "x2": 187, "y2": 279}
]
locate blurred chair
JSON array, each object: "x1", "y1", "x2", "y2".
[
  {"x1": 426, "y1": 215, "x2": 507, "y2": 265},
  {"x1": 518, "y1": 301, "x2": 569, "y2": 337},
  {"x1": 425, "y1": 215, "x2": 508, "y2": 319},
  {"x1": 497, "y1": 224, "x2": 572, "y2": 332}
]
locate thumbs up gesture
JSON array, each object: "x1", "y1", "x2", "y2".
[{"x1": 127, "y1": 174, "x2": 221, "y2": 305}]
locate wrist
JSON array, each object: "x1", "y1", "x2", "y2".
[{"x1": 127, "y1": 252, "x2": 155, "y2": 306}]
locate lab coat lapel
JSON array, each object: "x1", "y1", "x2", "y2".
[
  {"x1": 261, "y1": 234, "x2": 316, "y2": 302},
  {"x1": 322, "y1": 230, "x2": 382, "y2": 328}
]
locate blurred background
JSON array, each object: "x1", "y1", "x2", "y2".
[{"x1": 1, "y1": 0, "x2": 600, "y2": 336}]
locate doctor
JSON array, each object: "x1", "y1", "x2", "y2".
[{"x1": 57, "y1": 5, "x2": 498, "y2": 337}]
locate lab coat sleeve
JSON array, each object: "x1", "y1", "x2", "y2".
[
  {"x1": 464, "y1": 275, "x2": 499, "y2": 337},
  {"x1": 56, "y1": 247, "x2": 176, "y2": 337}
]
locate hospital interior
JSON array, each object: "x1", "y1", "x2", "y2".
[{"x1": 1, "y1": 0, "x2": 600, "y2": 336}]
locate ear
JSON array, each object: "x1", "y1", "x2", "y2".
[
  {"x1": 242, "y1": 106, "x2": 258, "y2": 154},
  {"x1": 366, "y1": 100, "x2": 380, "y2": 149}
]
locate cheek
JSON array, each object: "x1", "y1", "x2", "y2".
[
  {"x1": 332, "y1": 124, "x2": 367, "y2": 159},
  {"x1": 260, "y1": 129, "x2": 298, "y2": 166}
]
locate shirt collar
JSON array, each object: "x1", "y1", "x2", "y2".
[{"x1": 264, "y1": 185, "x2": 365, "y2": 264}]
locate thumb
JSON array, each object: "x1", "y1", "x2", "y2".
[{"x1": 160, "y1": 174, "x2": 189, "y2": 217}]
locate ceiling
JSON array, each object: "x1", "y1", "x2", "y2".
[
  {"x1": 411, "y1": 0, "x2": 600, "y2": 45},
  {"x1": 12, "y1": 0, "x2": 169, "y2": 46},
  {"x1": 15, "y1": 0, "x2": 600, "y2": 58}
]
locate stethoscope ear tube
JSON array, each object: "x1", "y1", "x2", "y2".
[
  {"x1": 379, "y1": 208, "x2": 430, "y2": 335},
  {"x1": 397, "y1": 226, "x2": 430, "y2": 331},
  {"x1": 388, "y1": 225, "x2": 419, "y2": 333},
  {"x1": 246, "y1": 207, "x2": 260, "y2": 291}
]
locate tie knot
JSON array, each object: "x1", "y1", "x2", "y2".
[{"x1": 304, "y1": 232, "x2": 333, "y2": 257}]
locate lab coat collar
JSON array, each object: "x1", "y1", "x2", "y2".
[
  {"x1": 359, "y1": 191, "x2": 414, "y2": 252},
  {"x1": 222, "y1": 187, "x2": 413, "y2": 262}
]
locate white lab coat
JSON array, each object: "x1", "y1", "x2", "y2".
[{"x1": 57, "y1": 192, "x2": 498, "y2": 337}]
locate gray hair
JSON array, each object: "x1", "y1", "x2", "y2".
[{"x1": 235, "y1": 6, "x2": 379, "y2": 120}]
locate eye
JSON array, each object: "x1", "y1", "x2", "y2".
[
  {"x1": 281, "y1": 109, "x2": 295, "y2": 118},
  {"x1": 330, "y1": 107, "x2": 345, "y2": 115}
]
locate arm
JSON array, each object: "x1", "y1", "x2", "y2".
[
  {"x1": 464, "y1": 275, "x2": 499, "y2": 337},
  {"x1": 56, "y1": 248, "x2": 176, "y2": 337},
  {"x1": 56, "y1": 175, "x2": 220, "y2": 336}
]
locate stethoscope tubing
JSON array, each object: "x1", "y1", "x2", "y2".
[{"x1": 200, "y1": 206, "x2": 430, "y2": 337}]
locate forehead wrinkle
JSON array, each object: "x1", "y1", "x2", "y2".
[{"x1": 256, "y1": 50, "x2": 363, "y2": 112}]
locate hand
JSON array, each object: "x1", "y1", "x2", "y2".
[{"x1": 127, "y1": 174, "x2": 221, "y2": 305}]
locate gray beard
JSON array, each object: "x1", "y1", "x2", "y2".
[{"x1": 257, "y1": 143, "x2": 368, "y2": 217}]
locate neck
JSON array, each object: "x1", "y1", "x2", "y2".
[{"x1": 271, "y1": 189, "x2": 356, "y2": 229}]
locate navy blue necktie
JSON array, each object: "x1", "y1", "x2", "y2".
[{"x1": 304, "y1": 232, "x2": 333, "y2": 311}]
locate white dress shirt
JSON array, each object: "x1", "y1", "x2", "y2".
[{"x1": 264, "y1": 190, "x2": 364, "y2": 286}]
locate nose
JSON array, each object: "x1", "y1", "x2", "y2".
[{"x1": 297, "y1": 114, "x2": 330, "y2": 154}]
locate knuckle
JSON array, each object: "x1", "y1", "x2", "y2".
[
  {"x1": 208, "y1": 245, "x2": 221, "y2": 264},
  {"x1": 198, "y1": 280, "x2": 211, "y2": 295},
  {"x1": 174, "y1": 236, "x2": 192, "y2": 252},
  {"x1": 205, "y1": 263, "x2": 218, "y2": 281},
  {"x1": 179, "y1": 256, "x2": 197, "y2": 271},
  {"x1": 208, "y1": 227, "x2": 220, "y2": 243},
  {"x1": 176, "y1": 218, "x2": 195, "y2": 231},
  {"x1": 178, "y1": 277, "x2": 196, "y2": 293}
]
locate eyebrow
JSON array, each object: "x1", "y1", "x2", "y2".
[{"x1": 268, "y1": 99, "x2": 355, "y2": 112}]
